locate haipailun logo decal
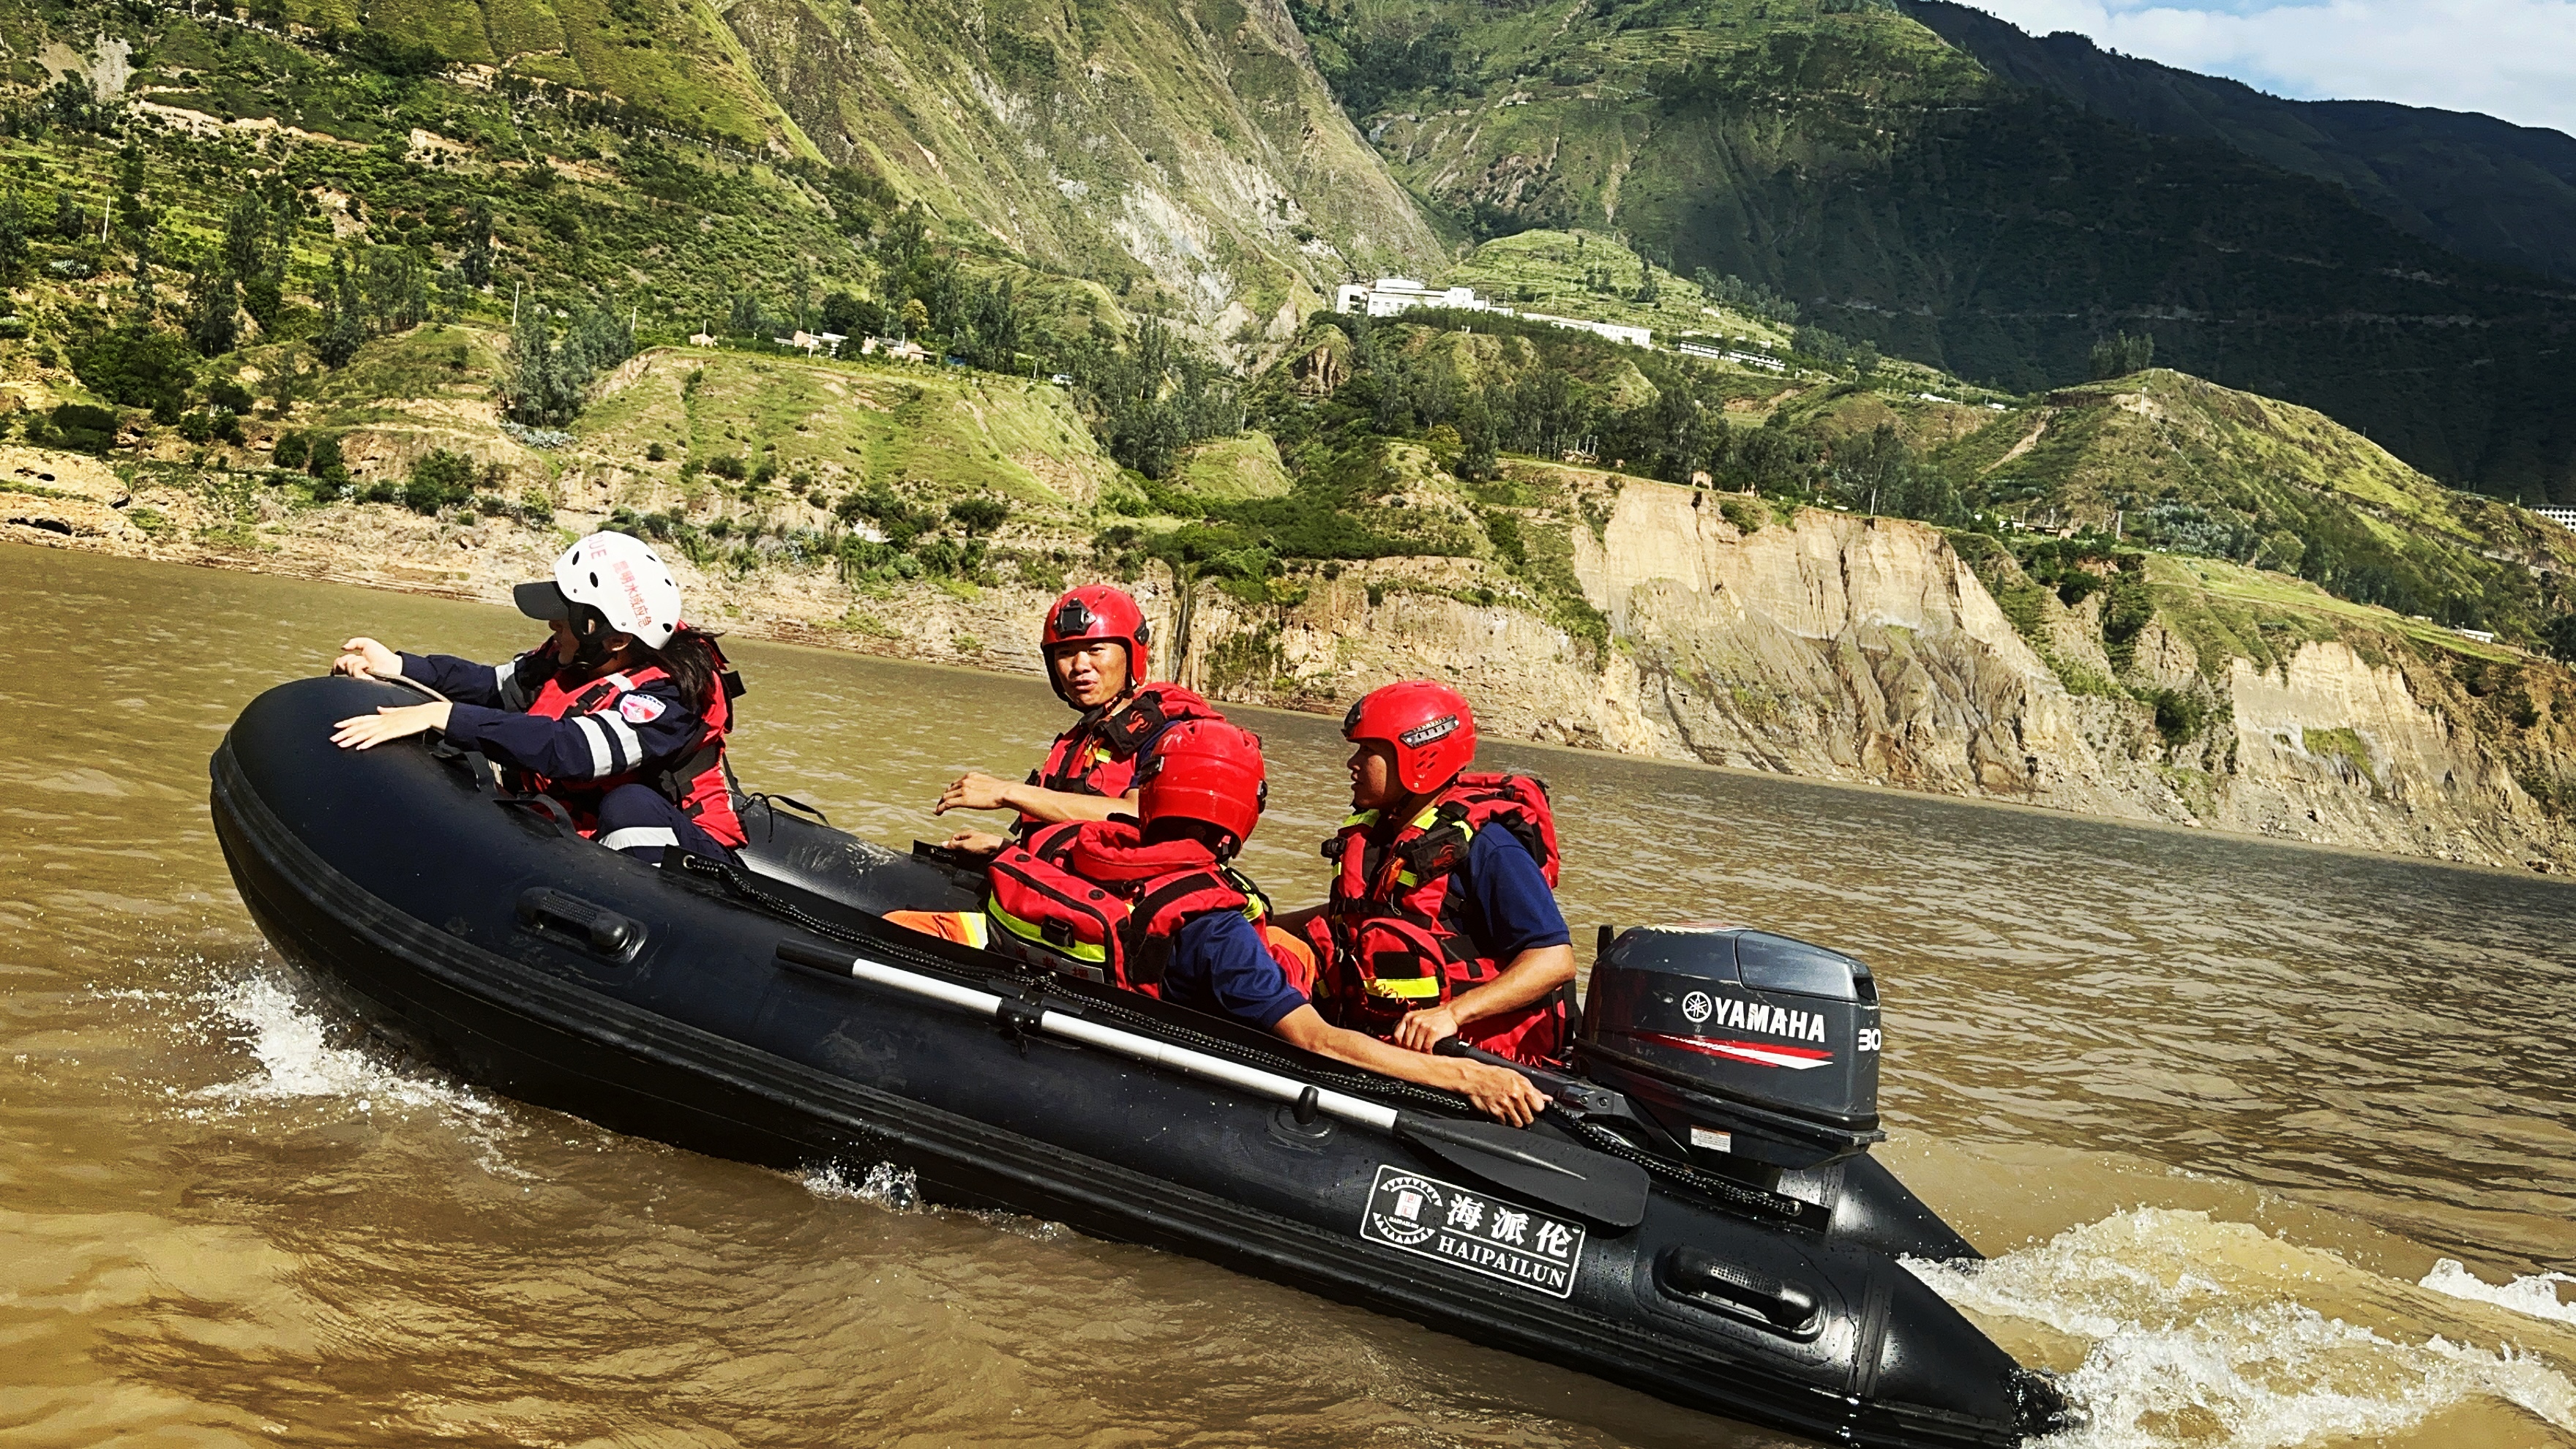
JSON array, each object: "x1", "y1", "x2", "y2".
[{"x1": 1359, "y1": 1164, "x2": 1584, "y2": 1298}]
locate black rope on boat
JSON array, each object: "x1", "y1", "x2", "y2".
[{"x1": 1547, "y1": 1109, "x2": 1828, "y2": 1229}]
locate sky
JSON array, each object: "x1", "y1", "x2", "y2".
[{"x1": 1958, "y1": 1, "x2": 2576, "y2": 136}]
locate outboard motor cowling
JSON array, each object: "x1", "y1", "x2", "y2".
[{"x1": 1579, "y1": 926, "x2": 1883, "y2": 1170}]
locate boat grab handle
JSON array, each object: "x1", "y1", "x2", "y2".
[
  {"x1": 1658, "y1": 1246, "x2": 1823, "y2": 1336},
  {"x1": 517, "y1": 888, "x2": 645, "y2": 961}
]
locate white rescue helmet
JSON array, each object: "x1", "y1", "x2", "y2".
[{"x1": 512, "y1": 531, "x2": 685, "y2": 651}]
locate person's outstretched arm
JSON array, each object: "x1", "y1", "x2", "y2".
[
  {"x1": 934, "y1": 775, "x2": 1137, "y2": 854},
  {"x1": 332, "y1": 636, "x2": 530, "y2": 710},
  {"x1": 1274, "y1": 1006, "x2": 1549, "y2": 1126}
]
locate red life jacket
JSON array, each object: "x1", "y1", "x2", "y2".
[
  {"x1": 984, "y1": 820, "x2": 1306, "y2": 996},
  {"x1": 509, "y1": 645, "x2": 746, "y2": 850},
  {"x1": 1024, "y1": 684, "x2": 1223, "y2": 816},
  {"x1": 1302, "y1": 772, "x2": 1569, "y2": 1066}
]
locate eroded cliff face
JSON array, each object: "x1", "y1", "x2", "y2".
[
  {"x1": 15, "y1": 453, "x2": 2566, "y2": 871},
  {"x1": 1164, "y1": 486, "x2": 2576, "y2": 872}
]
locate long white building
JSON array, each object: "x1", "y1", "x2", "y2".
[
  {"x1": 2533, "y1": 504, "x2": 2576, "y2": 532},
  {"x1": 1334, "y1": 277, "x2": 1498, "y2": 318},
  {"x1": 1333, "y1": 277, "x2": 1652, "y2": 348}
]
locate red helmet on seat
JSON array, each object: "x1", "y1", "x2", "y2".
[
  {"x1": 1344, "y1": 680, "x2": 1477, "y2": 795},
  {"x1": 1041, "y1": 585, "x2": 1150, "y2": 703},
  {"x1": 1137, "y1": 719, "x2": 1267, "y2": 857}
]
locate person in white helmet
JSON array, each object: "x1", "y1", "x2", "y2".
[{"x1": 328, "y1": 531, "x2": 749, "y2": 862}]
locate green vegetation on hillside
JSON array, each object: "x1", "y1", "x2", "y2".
[
  {"x1": 1298, "y1": 0, "x2": 2576, "y2": 503},
  {"x1": 1931, "y1": 370, "x2": 2576, "y2": 644}
]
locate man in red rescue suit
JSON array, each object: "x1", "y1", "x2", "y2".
[
  {"x1": 909, "y1": 719, "x2": 1547, "y2": 1125},
  {"x1": 326, "y1": 531, "x2": 746, "y2": 864},
  {"x1": 1300, "y1": 681, "x2": 1577, "y2": 1068},
  {"x1": 932, "y1": 585, "x2": 1221, "y2": 858}
]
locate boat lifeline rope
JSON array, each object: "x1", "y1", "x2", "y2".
[
  {"x1": 345, "y1": 666, "x2": 453, "y2": 705},
  {"x1": 680, "y1": 853, "x2": 1824, "y2": 1231}
]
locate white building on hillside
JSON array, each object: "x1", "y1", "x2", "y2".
[
  {"x1": 1519, "y1": 311, "x2": 1652, "y2": 348},
  {"x1": 1334, "y1": 277, "x2": 1499, "y2": 318},
  {"x1": 2533, "y1": 505, "x2": 2576, "y2": 531},
  {"x1": 1333, "y1": 277, "x2": 1653, "y2": 348}
]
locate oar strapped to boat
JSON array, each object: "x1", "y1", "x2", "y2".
[{"x1": 774, "y1": 939, "x2": 1652, "y2": 1228}]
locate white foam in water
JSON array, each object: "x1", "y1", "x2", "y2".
[
  {"x1": 2421, "y1": 1259, "x2": 2576, "y2": 1329},
  {"x1": 1906, "y1": 1208, "x2": 2576, "y2": 1448},
  {"x1": 195, "y1": 973, "x2": 496, "y2": 1118},
  {"x1": 801, "y1": 1161, "x2": 921, "y2": 1211}
]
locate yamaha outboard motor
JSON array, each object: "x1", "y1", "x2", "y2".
[{"x1": 1579, "y1": 925, "x2": 1977, "y2": 1261}]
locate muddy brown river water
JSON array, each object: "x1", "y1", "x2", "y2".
[{"x1": 4, "y1": 542, "x2": 2574, "y2": 1448}]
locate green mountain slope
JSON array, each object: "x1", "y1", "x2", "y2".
[
  {"x1": 136, "y1": 0, "x2": 1437, "y2": 337},
  {"x1": 1900, "y1": 0, "x2": 2576, "y2": 286},
  {"x1": 1292, "y1": 0, "x2": 2576, "y2": 503},
  {"x1": 720, "y1": 0, "x2": 1442, "y2": 342},
  {"x1": 1928, "y1": 368, "x2": 2576, "y2": 641}
]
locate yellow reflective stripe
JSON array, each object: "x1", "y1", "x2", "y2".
[
  {"x1": 957, "y1": 912, "x2": 989, "y2": 951},
  {"x1": 1341, "y1": 810, "x2": 1379, "y2": 828},
  {"x1": 1366, "y1": 976, "x2": 1445, "y2": 999},
  {"x1": 984, "y1": 896, "x2": 1107, "y2": 963}
]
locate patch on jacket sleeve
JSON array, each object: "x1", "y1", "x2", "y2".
[{"x1": 618, "y1": 692, "x2": 669, "y2": 724}]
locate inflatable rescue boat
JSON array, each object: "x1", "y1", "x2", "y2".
[{"x1": 210, "y1": 675, "x2": 2064, "y2": 1447}]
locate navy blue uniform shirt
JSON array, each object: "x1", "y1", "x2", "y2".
[
  {"x1": 398, "y1": 649, "x2": 704, "y2": 784},
  {"x1": 1441, "y1": 825, "x2": 1571, "y2": 962},
  {"x1": 1161, "y1": 910, "x2": 1309, "y2": 1030}
]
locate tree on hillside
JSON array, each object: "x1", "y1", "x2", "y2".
[
  {"x1": 183, "y1": 258, "x2": 239, "y2": 356},
  {"x1": 362, "y1": 245, "x2": 430, "y2": 333},
  {"x1": 72, "y1": 322, "x2": 193, "y2": 422},
  {"x1": 2541, "y1": 613, "x2": 2576, "y2": 663},
  {"x1": 505, "y1": 302, "x2": 637, "y2": 427},
  {"x1": 458, "y1": 201, "x2": 494, "y2": 290},
  {"x1": 1081, "y1": 317, "x2": 1239, "y2": 479},
  {"x1": 223, "y1": 191, "x2": 289, "y2": 329},
  {"x1": 314, "y1": 252, "x2": 367, "y2": 368},
  {"x1": 2089, "y1": 331, "x2": 2155, "y2": 379},
  {"x1": 0, "y1": 191, "x2": 24, "y2": 284}
]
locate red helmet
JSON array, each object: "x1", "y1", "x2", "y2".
[
  {"x1": 1344, "y1": 680, "x2": 1477, "y2": 795},
  {"x1": 1137, "y1": 719, "x2": 1267, "y2": 857},
  {"x1": 1041, "y1": 585, "x2": 1150, "y2": 703}
]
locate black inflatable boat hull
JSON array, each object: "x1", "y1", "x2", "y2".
[{"x1": 210, "y1": 678, "x2": 2049, "y2": 1447}]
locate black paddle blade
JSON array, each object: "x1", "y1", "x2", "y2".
[{"x1": 1395, "y1": 1114, "x2": 1652, "y2": 1229}]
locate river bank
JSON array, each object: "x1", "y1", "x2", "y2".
[{"x1": 9, "y1": 432, "x2": 2574, "y2": 875}]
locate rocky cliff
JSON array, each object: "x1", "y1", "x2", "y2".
[
  {"x1": 1152, "y1": 486, "x2": 2576, "y2": 873},
  {"x1": 11, "y1": 436, "x2": 2569, "y2": 872}
]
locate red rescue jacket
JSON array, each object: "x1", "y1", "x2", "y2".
[
  {"x1": 984, "y1": 820, "x2": 1307, "y2": 995},
  {"x1": 510, "y1": 649, "x2": 745, "y2": 849},
  {"x1": 1024, "y1": 684, "x2": 1222, "y2": 819},
  {"x1": 1303, "y1": 772, "x2": 1568, "y2": 1066}
]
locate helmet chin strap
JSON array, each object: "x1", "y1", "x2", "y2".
[{"x1": 566, "y1": 611, "x2": 626, "y2": 673}]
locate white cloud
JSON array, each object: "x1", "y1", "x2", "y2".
[{"x1": 1960, "y1": 1, "x2": 2576, "y2": 136}]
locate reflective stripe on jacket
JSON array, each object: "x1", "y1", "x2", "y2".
[
  {"x1": 508, "y1": 655, "x2": 745, "y2": 849},
  {"x1": 984, "y1": 819, "x2": 1302, "y2": 994}
]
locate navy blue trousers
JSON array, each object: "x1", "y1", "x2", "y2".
[{"x1": 594, "y1": 782, "x2": 735, "y2": 864}]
